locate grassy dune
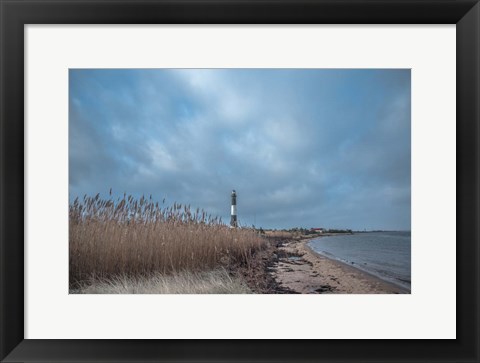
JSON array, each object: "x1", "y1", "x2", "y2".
[{"x1": 69, "y1": 193, "x2": 266, "y2": 293}]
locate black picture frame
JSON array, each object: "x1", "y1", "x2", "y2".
[{"x1": 1, "y1": 0, "x2": 479, "y2": 362}]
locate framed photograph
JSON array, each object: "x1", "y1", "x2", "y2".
[{"x1": 1, "y1": 0, "x2": 478, "y2": 362}]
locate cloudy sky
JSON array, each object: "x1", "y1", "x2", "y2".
[{"x1": 69, "y1": 69, "x2": 410, "y2": 230}]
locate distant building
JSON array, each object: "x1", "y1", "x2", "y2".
[{"x1": 311, "y1": 228, "x2": 324, "y2": 233}]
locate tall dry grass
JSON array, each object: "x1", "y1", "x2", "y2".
[
  {"x1": 69, "y1": 193, "x2": 266, "y2": 285},
  {"x1": 264, "y1": 230, "x2": 294, "y2": 239},
  {"x1": 71, "y1": 269, "x2": 252, "y2": 294}
]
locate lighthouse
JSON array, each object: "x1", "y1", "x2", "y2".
[{"x1": 230, "y1": 190, "x2": 237, "y2": 228}]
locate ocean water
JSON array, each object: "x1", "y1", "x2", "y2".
[{"x1": 308, "y1": 232, "x2": 411, "y2": 290}]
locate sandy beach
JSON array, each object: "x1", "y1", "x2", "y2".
[{"x1": 269, "y1": 237, "x2": 409, "y2": 294}]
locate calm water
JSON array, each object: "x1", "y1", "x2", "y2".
[{"x1": 308, "y1": 232, "x2": 411, "y2": 290}]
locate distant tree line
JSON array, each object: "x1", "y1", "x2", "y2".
[
  {"x1": 325, "y1": 228, "x2": 353, "y2": 234},
  {"x1": 252, "y1": 227, "x2": 353, "y2": 235}
]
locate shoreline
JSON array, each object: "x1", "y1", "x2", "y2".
[
  {"x1": 304, "y1": 240, "x2": 411, "y2": 293},
  {"x1": 269, "y1": 236, "x2": 409, "y2": 294}
]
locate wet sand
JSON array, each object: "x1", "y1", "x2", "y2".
[{"x1": 270, "y1": 237, "x2": 409, "y2": 294}]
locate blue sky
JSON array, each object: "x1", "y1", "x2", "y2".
[{"x1": 69, "y1": 69, "x2": 411, "y2": 230}]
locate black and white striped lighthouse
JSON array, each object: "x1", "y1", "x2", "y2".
[{"x1": 230, "y1": 190, "x2": 237, "y2": 228}]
